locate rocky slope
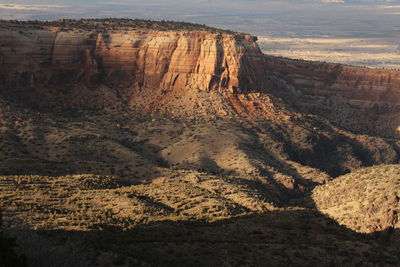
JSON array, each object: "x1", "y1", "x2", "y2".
[
  {"x1": 265, "y1": 56, "x2": 400, "y2": 136},
  {"x1": 313, "y1": 164, "x2": 400, "y2": 242},
  {"x1": 1, "y1": 19, "x2": 400, "y2": 266}
]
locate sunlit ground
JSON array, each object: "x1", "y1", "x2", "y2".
[{"x1": 259, "y1": 37, "x2": 400, "y2": 69}]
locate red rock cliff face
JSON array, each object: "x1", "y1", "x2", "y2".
[
  {"x1": 0, "y1": 27, "x2": 266, "y2": 107},
  {"x1": 3, "y1": 25, "x2": 400, "y2": 136},
  {"x1": 264, "y1": 56, "x2": 400, "y2": 136}
]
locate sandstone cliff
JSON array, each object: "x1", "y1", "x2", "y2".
[
  {"x1": 3, "y1": 21, "x2": 400, "y2": 136},
  {"x1": 0, "y1": 26, "x2": 266, "y2": 114},
  {"x1": 265, "y1": 56, "x2": 400, "y2": 136}
]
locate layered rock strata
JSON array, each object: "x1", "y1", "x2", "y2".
[
  {"x1": 0, "y1": 27, "x2": 266, "y2": 104},
  {"x1": 264, "y1": 56, "x2": 400, "y2": 136},
  {"x1": 3, "y1": 22, "x2": 400, "y2": 136}
]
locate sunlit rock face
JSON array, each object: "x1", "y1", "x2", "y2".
[
  {"x1": 0, "y1": 27, "x2": 266, "y2": 111},
  {"x1": 3, "y1": 22, "x2": 400, "y2": 136}
]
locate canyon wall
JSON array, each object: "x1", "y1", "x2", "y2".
[
  {"x1": 2, "y1": 23, "x2": 400, "y2": 136},
  {"x1": 0, "y1": 27, "x2": 266, "y2": 104},
  {"x1": 264, "y1": 56, "x2": 400, "y2": 136}
]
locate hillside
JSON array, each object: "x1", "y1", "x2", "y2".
[
  {"x1": 0, "y1": 19, "x2": 400, "y2": 266},
  {"x1": 313, "y1": 164, "x2": 400, "y2": 240}
]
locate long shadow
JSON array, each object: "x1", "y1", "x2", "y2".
[
  {"x1": 2, "y1": 104, "x2": 399, "y2": 266},
  {"x1": 253, "y1": 118, "x2": 399, "y2": 179},
  {"x1": 234, "y1": 123, "x2": 330, "y2": 205},
  {"x1": 7, "y1": 209, "x2": 400, "y2": 267},
  {"x1": 373, "y1": 227, "x2": 400, "y2": 244}
]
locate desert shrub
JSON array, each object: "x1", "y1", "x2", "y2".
[{"x1": 78, "y1": 175, "x2": 122, "y2": 190}]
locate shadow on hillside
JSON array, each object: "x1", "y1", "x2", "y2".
[
  {"x1": 0, "y1": 139, "x2": 170, "y2": 184},
  {"x1": 0, "y1": 127, "x2": 328, "y2": 200},
  {"x1": 267, "y1": 118, "x2": 400, "y2": 178},
  {"x1": 372, "y1": 227, "x2": 400, "y2": 244},
  {"x1": 8, "y1": 209, "x2": 400, "y2": 267}
]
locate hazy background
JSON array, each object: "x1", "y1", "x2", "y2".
[{"x1": 1, "y1": 0, "x2": 400, "y2": 68}]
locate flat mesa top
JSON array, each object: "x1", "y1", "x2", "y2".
[{"x1": 0, "y1": 18, "x2": 239, "y2": 34}]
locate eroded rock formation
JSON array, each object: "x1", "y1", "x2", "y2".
[
  {"x1": 264, "y1": 56, "x2": 400, "y2": 136},
  {"x1": 3, "y1": 21, "x2": 400, "y2": 136},
  {"x1": 0, "y1": 26, "x2": 266, "y2": 109}
]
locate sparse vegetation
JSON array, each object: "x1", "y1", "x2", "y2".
[
  {"x1": 0, "y1": 18, "x2": 239, "y2": 34},
  {"x1": 1, "y1": 102, "x2": 399, "y2": 265},
  {"x1": 0, "y1": 18, "x2": 400, "y2": 265},
  {"x1": 313, "y1": 164, "x2": 400, "y2": 235}
]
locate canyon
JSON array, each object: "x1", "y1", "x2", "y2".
[
  {"x1": 0, "y1": 19, "x2": 399, "y2": 266},
  {"x1": 2, "y1": 21, "x2": 400, "y2": 137}
]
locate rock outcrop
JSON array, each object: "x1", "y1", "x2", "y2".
[
  {"x1": 3, "y1": 21, "x2": 400, "y2": 136},
  {"x1": 0, "y1": 25, "x2": 266, "y2": 113}
]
